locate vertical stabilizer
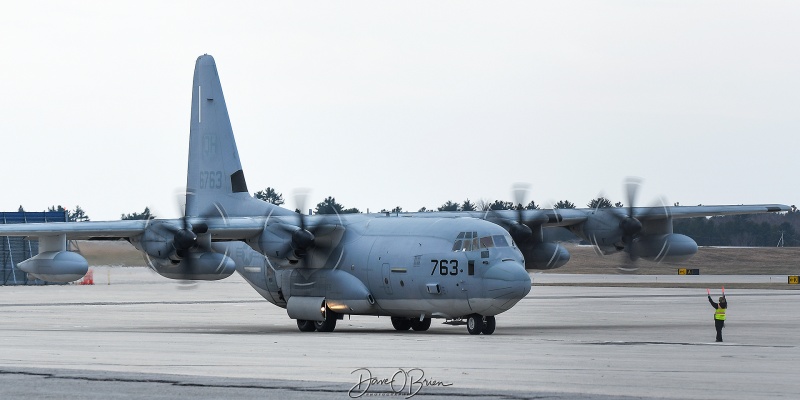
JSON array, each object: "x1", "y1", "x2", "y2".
[{"x1": 185, "y1": 55, "x2": 266, "y2": 217}]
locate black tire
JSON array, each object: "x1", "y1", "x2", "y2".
[
  {"x1": 481, "y1": 316, "x2": 496, "y2": 335},
  {"x1": 315, "y1": 310, "x2": 338, "y2": 332},
  {"x1": 297, "y1": 319, "x2": 316, "y2": 332},
  {"x1": 467, "y1": 314, "x2": 484, "y2": 335},
  {"x1": 410, "y1": 318, "x2": 432, "y2": 332},
  {"x1": 391, "y1": 317, "x2": 412, "y2": 331}
]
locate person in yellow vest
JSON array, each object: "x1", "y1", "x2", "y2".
[{"x1": 708, "y1": 294, "x2": 727, "y2": 342}]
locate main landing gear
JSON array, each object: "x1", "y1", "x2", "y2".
[
  {"x1": 466, "y1": 314, "x2": 496, "y2": 335},
  {"x1": 391, "y1": 317, "x2": 432, "y2": 332},
  {"x1": 296, "y1": 308, "x2": 340, "y2": 332}
]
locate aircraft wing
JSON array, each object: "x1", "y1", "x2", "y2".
[
  {"x1": 636, "y1": 204, "x2": 789, "y2": 220},
  {"x1": 403, "y1": 204, "x2": 789, "y2": 228},
  {"x1": 536, "y1": 204, "x2": 789, "y2": 227},
  {"x1": 0, "y1": 217, "x2": 267, "y2": 241},
  {"x1": 0, "y1": 220, "x2": 149, "y2": 240}
]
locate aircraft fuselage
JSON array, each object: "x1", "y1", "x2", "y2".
[{"x1": 229, "y1": 215, "x2": 531, "y2": 326}]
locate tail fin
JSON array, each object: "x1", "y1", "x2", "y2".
[{"x1": 185, "y1": 55, "x2": 266, "y2": 217}]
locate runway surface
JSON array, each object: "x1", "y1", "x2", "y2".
[{"x1": 1, "y1": 268, "x2": 798, "y2": 399}]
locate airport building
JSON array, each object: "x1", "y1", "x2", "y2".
[{"x1": 1, "y1": 211, "x2": 68, "y2": 285}]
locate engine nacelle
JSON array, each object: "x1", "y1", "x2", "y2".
[
  {"x1": 18, "y1": 251, "x2": 89, "y2": 283},
  {"x1": 248, "y1": 223, "x2": 290, "y2": 258},
  {"x1": 148, "y1": 252, "x2": 236, "y2": 281},
  {"x1": 521, "y1": 242, "x2": 571, "y2": 270},
  {"x1": 130, "y1": 221, "x2": 177, "y2": 259},
  {"x1": 631, "y1": 233, "x2": 698, "y2": 263}
]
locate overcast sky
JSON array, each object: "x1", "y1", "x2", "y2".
[{"x1": 1, "y1": 1, "x2": 798, "y2": 221}]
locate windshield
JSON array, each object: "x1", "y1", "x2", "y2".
[{"x1": 453, "y1": 232, "x2": 511, "y2": 251}]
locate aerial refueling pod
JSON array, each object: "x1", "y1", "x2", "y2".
[
  {"x1": 16, "y1": 234, "x2": 88, "y2": 283},
  {"x1": 630, "y1": 233, "x2": 698, "y2": 263},
  {"x1": 520, "y1": 242, "x2": 571, "y2": 270},
  {"x1": 18, "y1": 251, "x2": 89, "y2": 283}
]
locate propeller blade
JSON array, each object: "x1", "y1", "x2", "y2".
[
  {"x1": 484, "y1": 184, "x2": 536, "y2": 244},
  {"x1": 512, "y1": 182, "x2": 530, "y2": 221},
  {"x1": 624, "y1": 177, "x2": 642, "y2": 220}
]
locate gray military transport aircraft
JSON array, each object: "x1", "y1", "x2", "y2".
[{"x1": 0, "y1": 55, "x2": 789, "y2": 334}]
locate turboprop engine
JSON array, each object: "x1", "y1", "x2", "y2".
[
  {"x1": 629, "y1": 233, "x2": 698, "y2": 263},
  {"x1": 130, "y1": 220, "x2": 236, "y2": 280},
  {"x1": 520, "y1": 242, "x2": 571, "y2": 270}
]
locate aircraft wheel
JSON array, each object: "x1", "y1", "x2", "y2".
[
  {"x1": 315, "y1": 310, "x2": 338, "y2": 332},
  {"x1": 481, "y1": 316, "x2": 496, "y2": 335},
  {"x1": 391, "y1": 317, "x2": 412, "y2": 331},
  {"x1": 410, "y1": 318, "x2": 432, "y2": 332},
  {"x1": 297, "y1": 319, "x2": 316, "y2": 332},
  {"x1": 467, "y1": 314, "x2": 484, "y2": 335}
]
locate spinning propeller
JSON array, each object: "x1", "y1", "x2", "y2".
[
  {"x1": 266, "y1": 190, "x2": 345, "y2": 269},
  {"x1": 485, "y1": 183, "x2": 534, "y2": 244},
  {"x1": 164, "y1": 198, "x2": 227, "y2": 284},
  {"x1": 597, "y1": 178, "x2": 669, "y2": 273}
]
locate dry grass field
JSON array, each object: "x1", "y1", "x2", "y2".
[
  {"x1": 557, "y1": 244, "x2": 800, "y2": 275},
  {"x1": 70, "y1": 240, "x2": 147, "y2": 267}
]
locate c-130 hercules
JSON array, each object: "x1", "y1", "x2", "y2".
[{"x1": 0, "y1": 55, "x2": 788, "y2": 334}]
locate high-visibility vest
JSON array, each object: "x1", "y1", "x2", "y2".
[{"x1": 715, "y1": 307, "x2": 726, "y2": 321}]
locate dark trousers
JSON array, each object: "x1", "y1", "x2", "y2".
[{"x1": 715, "y1": 319, "x2": 725, "y2": 342}]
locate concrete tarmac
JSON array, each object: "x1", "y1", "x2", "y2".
[{"x1": 1, "y1": 268, "x2": 798, "y2": 399}]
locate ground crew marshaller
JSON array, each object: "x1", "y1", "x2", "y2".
[{"x1": 707, "y1": 291, "x2": 727, "y2": 342}]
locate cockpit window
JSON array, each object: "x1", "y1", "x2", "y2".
[
  {"x1": 452, "y1": 231, "x2": 483, "y2": 251},
  {"x1": 492, "y1": 235, "x2": 510, "y2": 247},
  {"x1": 452, "y1": 239, "x2": 473, "y2": 251},
  {"x1": 454, "y1": 231, "x2": 509, "y2": 252}
]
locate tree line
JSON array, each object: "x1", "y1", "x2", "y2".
[{"x1": 15, "y1": 205, "x2": 91, "y2": 222}]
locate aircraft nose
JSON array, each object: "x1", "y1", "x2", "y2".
[{"x1": 483, "y1": 260, "x2": 531, "y2": 312}]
